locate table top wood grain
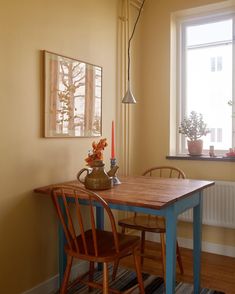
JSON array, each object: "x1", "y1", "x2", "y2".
[{"x1": 34, "y1": 176, "x2": 214, "y2": 210}]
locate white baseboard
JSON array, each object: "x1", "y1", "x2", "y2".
[
  {"x1": 22, "y1": 260, "x2": 89, "y2": 294},
  {"x1": 146, "y1": 232, "x2": 235, "y2": 257}
]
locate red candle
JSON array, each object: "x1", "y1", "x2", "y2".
[{"x1": 111, "y1": 121, "x2": 115, "y2": 159}]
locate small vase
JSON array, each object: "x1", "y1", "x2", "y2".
[{"x1": 187, "y1": 140, "x2": 203, "y2": 156}]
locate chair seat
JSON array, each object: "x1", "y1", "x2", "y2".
[
  {"x1": 118, "y1": 215, "x2": 166, "y2": 233},
  {"x1": 65, "y1": 229, "x2": 140, "y2": 261}
]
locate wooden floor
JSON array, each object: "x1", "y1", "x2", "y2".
[{"x1": 119, "y1": 241, "x2": 235, "y2": 294}]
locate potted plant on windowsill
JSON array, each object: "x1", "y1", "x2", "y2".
[{"x1": 179, "y1": 111, "x2": 210, "y2": 156}]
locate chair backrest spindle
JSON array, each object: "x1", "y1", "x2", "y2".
[
  {"x1": 89, "y1": 199, "x2": 98, "y2": 256},
  {"x1": 52, "y1": 192, "x2": 74, "y2": 250},
  {"x1": 142, "y1": 166, "x2": 186, "y2": 179},
  {"x1": 74, "y1": 196, "x2": 87, "y2": 254},
  {"x1": 62, "y1": 192, "x2": 80, "y2": 252}
]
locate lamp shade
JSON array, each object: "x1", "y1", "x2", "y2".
[{"x1": 122, "y1": 84, "x2": 137, "y2": 104}]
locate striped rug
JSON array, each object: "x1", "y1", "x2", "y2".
[{"x1": 66, "y1": 266, "x2": 225, "y2": 294}]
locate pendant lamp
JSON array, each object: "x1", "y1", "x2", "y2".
[{"x1": 122, "y1": 0, "x2": 146, "y2": 104}]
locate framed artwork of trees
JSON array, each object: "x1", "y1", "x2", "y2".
[{"x1": 44, "y1": 51, "x2": 102, "y2": 137}]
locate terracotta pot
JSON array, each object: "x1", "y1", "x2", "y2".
[{"x1": 187, "y1": 140, "x2": 203, "y2": 156}]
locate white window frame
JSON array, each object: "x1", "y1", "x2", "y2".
[{"x1": 174, "y1": 7, "x2": 235, "y2": 156}]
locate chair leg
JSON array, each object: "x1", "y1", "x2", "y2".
[
  {"x1": 176, "y1": 241, "x2": 184, "y2": 274},
  {"x1": 140, "y1": 231, "x2": 145, "y2": 266},
  {"x1": 88, "y1": 261, "x2": 95, "y2": 292},
  {"x1": 133, "y1": 248, "x2": 145, "y2": 294},
  {"x1": 103, "y1": 262, "x2": 109, "y2": 294},
  {"x1": 121, "y1": 226, "x2": 126, "y2": 234},
  {"x1": 60, "y1": 255, "x2": 73, "y2": 294},
  {"x1": 112, "y1": 259, "x2": 120, "y2": 281},
  {"x1": 160, "y1": 233, "x2": 166, "y2": 280}
]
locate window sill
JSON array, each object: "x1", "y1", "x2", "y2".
[{"x1": 166, "y1": 155, "x2": 235, "y2": 162}]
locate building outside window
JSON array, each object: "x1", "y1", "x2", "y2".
[{"x1": 175, "y1": 10, "x2": 235, "y2": 155}]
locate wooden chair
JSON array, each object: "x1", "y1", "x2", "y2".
[
  {"x1": 51, "y1": 185, "x2": 144, "y2": 294},
  {"x1": 113, "y1": 166, "x2": 186, "y2": 281}
]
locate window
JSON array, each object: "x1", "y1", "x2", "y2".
[
  {"x1": 210, "y1": 56, "x2": 223, "y2": 72},
  {"x1": 176, "y1": 10, "x2": 235, "y2": 155}
]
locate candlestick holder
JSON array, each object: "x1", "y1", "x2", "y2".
[{"x1": 110, "y1": 158, "x2": 121, "y2": 185}]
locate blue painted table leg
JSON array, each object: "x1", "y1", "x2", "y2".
[
  {"x1": 58, "y1": 197, "x2": 67, "y2": 287},
  {"x1": 96, "y1": 206, "x2": 104, "y2": 271},
  {"x1": 96, "y1": 206, "x2": 104, "y2": 230},
  {"x1": 193, "y1": 191, "x2": 203, "y2": 294},
  {"x1": 165, "y1": 206, "x2": 177, "y2": 294}
]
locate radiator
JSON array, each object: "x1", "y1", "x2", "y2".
[{"x1": 178, "y1": 181, "x2": 235, "y2": 228}]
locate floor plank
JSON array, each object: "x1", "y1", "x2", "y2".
[{"x1": 119, "y1": 241, "x2": 235, "y2": 294}]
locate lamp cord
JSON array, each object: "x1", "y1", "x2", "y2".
[{"x1": 127, "y1": 0, "x2": 146, "y2": 82}]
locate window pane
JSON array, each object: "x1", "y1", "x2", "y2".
[
  {"x1": 185, "y1": 19, "x2": 233, "y2": 150},
  {"x1": 187, "y1": 20, "x2": 232, "y2": 46}
]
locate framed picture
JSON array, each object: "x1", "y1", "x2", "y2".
[{"x1": 44, "y1": 51, "x2": 102, "y2": 137}]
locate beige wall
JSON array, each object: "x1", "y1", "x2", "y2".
[
  {"x1": 0, "y1": 0, "x2": 118, "y2": 293},
  {"x1": 131, "y1": 0, "x2": 235, "y2": 248}
]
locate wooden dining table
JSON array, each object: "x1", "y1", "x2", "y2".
[{"x1": 34, "y1": 175, "x2": 214, "y2": 294}]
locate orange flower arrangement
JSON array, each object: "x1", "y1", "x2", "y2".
[{"x1": 85, "y1": 138, "x2": 108, "y2": 166}]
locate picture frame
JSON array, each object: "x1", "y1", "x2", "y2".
[{"x1": 44, "y1": 51, "x2": 102, "y2": 137}]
